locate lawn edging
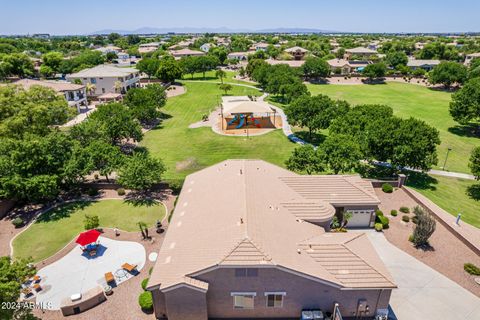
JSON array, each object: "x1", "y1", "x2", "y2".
[{"x1": 403, "y1": 186, "x2": 480, "y2": 255}]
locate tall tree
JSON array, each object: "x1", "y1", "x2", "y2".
[
  {"x1": 302, "y1": 57, "x2": 330, "y2": 80},
  {"x1": 449, "y1": 77, "x2": 480, "y2": 125},
  {"x1": 124, "y1": 84, "x2": 166, "y2": 124},
  {"x1": 285, "y1": 144, "x2": 323, "y2": 174},
  {"x1": 117, "y1": 152, "x2": 165, "y2": 191},
  {"x1": 428, "y1": 61, "x2": 467, "y2": 87},
  {"x1": 84, "y1": 141, "x2": 124, "y2": 182},
  {"x1": 363, "y1": 62, "x2": 387, "y2": 81},
  {"x1": 156, "y1": 56, "x2": 183, "y2": 83},
  {"x1": 469, "y1": 146, "x2": 480, "y2": 180},
  {"x1": 318, "y1": 134, "x2": 363, "y2": 174}
]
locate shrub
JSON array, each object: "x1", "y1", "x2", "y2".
[
  {"x1": 87, "y1": 188, "x2": 98, "y2": 197},
  {"x1": 374, "y1": 223, "x2": 383, "y2": 232},
  {"x1": 138, "y1": 291, "x2": 153, "y2": 311},
  {"x1": 412, "y1": 216, "x2": 418, "y2": 224},
  {"x1": 376, "y1": 215, "x2": 389, "y2": 229},
  {"x1": 400, "y1": 206, "x2": 410, "y2": 213},
  {"x1": 375, "y1": 209, "x2": 384, "y2": 217},
  {"x1": 382, "y1": 183, "x2": 393, "y2": 193},
  {"x1": 141, "y1": 278, "x2": 149, "y2": 290},
  {"x1": 402, "y1": 215, "x2": 410, "y2": 222},
  {"x1": 148, "y1": 267, "x2": 153, "y2": 275},
  {"x1": 84, "y1": 214, "x2": 100, "y2": 230},
  {"x1": 464, "y1": 263, "x2": 480, "y2": 276},
  {"x1": 412, "y1": 207, "x2": 436, "y2": 246},
  {"x1": 12, "y1": 217, "x2": 24, "y2": 228},
  {"x1": 117, "y1": 188, "x2": 126, "y2": 196},
  {"x1": 390, "y1": 210, "x2": 398, "y2": 217},
  {"x1": 94, "y1": 173, "x2": 99, "y2": 180},
  {"x1": 408, "y1": 234, "x2": 414, "y2": 242}
]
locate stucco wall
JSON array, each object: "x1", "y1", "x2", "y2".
[{"x1": 152, "y1": 267, "x2": 391, "y2": 319}]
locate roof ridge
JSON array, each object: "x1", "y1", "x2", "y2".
[
  {"x1": 343, "y1": 175, "x2": 377, "y2": 201},
  {"x1": 219, "y1": 236, "x2": 272, "y2": 264}
]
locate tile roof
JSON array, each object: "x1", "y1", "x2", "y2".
[
  {"x1": 148, "y1": 160, "x2": 393, "y2": 292},
  {"x1": 346, "y1": 47, "x2": 378, "y2": 54},
  {"x1": 67, "y1": 64, "x2": 138, "y2": 78},
  {"x1": 11, "y1": 79, "x2": 85, "y2": 92}
]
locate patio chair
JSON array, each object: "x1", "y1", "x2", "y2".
[
  {"x1": 104, "y1": 272, "x2": 115, "y2": 284},
  {"x1": 32, "y1": 275, "x2": 41, "y2": 283},
  {"x1": 121, "y1": 263, "x2": 138, "y2": 273},
  {"x1": 33, "y1": 284, "x2": 42, "y2": 292}
]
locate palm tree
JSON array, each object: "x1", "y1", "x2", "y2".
[
  {"x1": 114, "y1": 81, "x2": 122, "y2": 93},
  {"x1": 215, "y1": 69, "x2": 226, "y2": 84},
  {"x1": 86, "y1": 83, "x2": 96, "y2": 96}
]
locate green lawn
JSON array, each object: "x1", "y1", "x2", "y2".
[
  {"x1": 407, "y1": 174, "x2": 480, "y2": 228},
  {"x1": 141, "y1": 81, "x2": 296, "y2": 181},
  {"x1": 181, "y1": 70, "x2": 257, "y2": 86},
  {"x1": 13, "y1": 200, "x2": 165, "y2": 262},
  {"x1": 307, "y1": 82, "x2": 480, "y2": 174}
]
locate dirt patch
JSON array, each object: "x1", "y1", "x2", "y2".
[
  {"x1": 176, "y1": 157, "x2": 200, "y2": 172},
  {"x1": 376, "y1": 188, "x2": 480, "y2": 297}
]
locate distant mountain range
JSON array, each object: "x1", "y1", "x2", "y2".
[{"x1": 90, "y1": 27, "x2": 340, "y2": 35}]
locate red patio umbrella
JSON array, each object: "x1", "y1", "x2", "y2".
[{"x1": 76, "y1": 229, "x2": 101, "y2": 246}]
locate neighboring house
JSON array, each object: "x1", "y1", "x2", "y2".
[
  {"x1": 284, "y1": 46, "x2": 309, "y2": 60},
  {"x1": 407, "y1": 58, "x2": 441, "y2": 71},
  {"x1": 345, "y1": 47, "x2": 378, "y2": 59},
  {"x1": 252, "y1": 42, "x2": 269, "y2": 51},
  {"x1": 170, "y1": 48, "x2": 205, "y2": 59},
  {"x1": 266, "y1": 59, "x2": 305, "y2": 68},
  {"x1": 227, "y1": 52, "x2": 252, "y2": 61},
  {"x1": 94, "y1": 45, "x2": 121, "y2": 55},
  {"x1": 147, "y1": 160, "x2": 395, "y2": 320},
  {"x1": 464, "y1": 52, "x2": 480, "y2": 66},
  {"x1": 66, "y1": 64, "x2": 140, "y2": 96},
  {"x1": 113, "y1": 52, "x2": 138, "y2": 66},
  {"x1": 32, "y1": 33, "x2": 50, "y2": 39},
  {"x1": 200, "y1": 43, "x2": 214, "y2": 53},
  {"x1": 138, "y1": 42, "x2": 162, "y2": 54},
  {"x1": 327, "y1": 59, "x2": 371, "y2": 75},
  {"x1": 10, "y1": 79, "x2": 87, "y2": 112},
  {"x1": 168, "y1": 40, "x2": 193, "y2": 50}
]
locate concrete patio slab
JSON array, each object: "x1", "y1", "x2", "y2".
[
  {"x1": 35, "y1": 236, "x2": 145, "y2": 310},
  {"x1": 364, "y1": 230, "x2": 480, "y2": 320}
]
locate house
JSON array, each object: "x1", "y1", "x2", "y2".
[
  {"x1": 66, "y1": 64, "x2": 140, "y2": 96},
  {"x1": 138, "y1": 42, "x2": 162, "y2": 54},
  {"x1": 345, "y1": 47, "x2": 378, "y2": 60},
  {"x1": 200, "y1": 43, "x2": 214, "y2": 53},
  {"x1": 407, "y1": 58, "x2": 441, "y2": 71},
  {"x1": 252, "y1": 42, "x2": 269, "y2": 51},
  {"x1": 266, "y1": 59, "x2": 305, "y2": 68},
  {"x1": 464, "y1": 52, "x2": 480, "y2": 66},
  {"x1": 168, "y1": 40, "x2": 193, "y2": 50},
  {"x1": 170, "y1": 48, "x2": 205, "y2": 59},
  {"x1": 10, "y1": 79, "x2": 87, "y2": 112},
  {"x1": 227, "y1": 52, "x2": 253, "y2": 61},
  {"x1": 147, "y1": 160, "x2": 395, "y2": 320},
  {"x1": 327, "y1": 59, "x2": 371, "y2": 75},
  {"x1": 94, "y1": 45, "x2": 121, "y2": 55},
  {"x1": 284, "y1": 46, "x2": 309, "y2": 60}
]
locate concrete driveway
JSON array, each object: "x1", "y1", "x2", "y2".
[{"x1": 364, "y1": 231, "x2": 480, "y2": 320}]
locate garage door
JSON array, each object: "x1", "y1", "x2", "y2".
[{"x1": 346, "y1": 209, "x2": 373, "y2": 228}]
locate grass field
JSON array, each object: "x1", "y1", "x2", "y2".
[
  {"x1": 181, "y1": 70, "x2": 256, "y2": 86},
  {"x1": 407, "y1": 174, "x2": 480, "y2": 228},
  {"x1": 141, "y1": 81, "x2": 296, "y2": 181},
  {"x1": 13, "y1": 200, "x2": 165, "y2": 262},
  {"x1": 307, "y1": 82, "x2": 480, "y2": 174}
]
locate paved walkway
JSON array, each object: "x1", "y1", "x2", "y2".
[
  {"x1": 61, "y1": 106, "x2": 96, "y2": 127},
  {"x1": 364, "y1": 230, "x2": 480, "y2": 320}
]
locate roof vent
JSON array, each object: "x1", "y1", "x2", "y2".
[
  {"x1": 240, "y1": 218, "x2": 244, "y2": 224},
  {"x1": 240, "y1": 169, "x2": 243, "y2": 175},
  {"x1": 297, "y1": 249, "x2": 301, "y2": 254}
]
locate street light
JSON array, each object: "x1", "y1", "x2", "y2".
[{"x1": 442, "y1": 147, "x2": 452, "y2": 171}]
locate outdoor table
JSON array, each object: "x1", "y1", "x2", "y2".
[{"x1": 115, "y1": 269, "x2": 128, "y2": 279}]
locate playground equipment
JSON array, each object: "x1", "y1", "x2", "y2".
[
  {"x1": 227, "y1": 115, "x2": 239, "y2": 126},
  {"x1": 236, "y1": 115, "x2": 246, "y2": 129},
  {"x1": 251, "y1": 116, "x2": 261, "y2": 128}
]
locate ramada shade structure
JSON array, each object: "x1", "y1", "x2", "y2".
[{"x1": 76, "y1": 229, "x2": 101, "y2": 246}]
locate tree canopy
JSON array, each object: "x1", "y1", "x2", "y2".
[
  {"x1": 117, "y1": 152, "x2": 165, "y2": 191},
  {"x1": 428, "y1": 61, "x2": 468, "y2": 87},
  {"x1": 449, "y1": 77, "x2": 480, "y2": 125},
  {"x1": 124, "y1": 84, "x2": 166, "y2": 124}
]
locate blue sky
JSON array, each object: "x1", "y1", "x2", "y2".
[{"x1": 1, "y1": 0, "x2": 479, "y2": 35}]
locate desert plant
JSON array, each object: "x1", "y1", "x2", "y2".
[
  {"x1": 390, "y1": 210, "x2": 398, "y2": 216},
  {"x1": 141, "y1": 278, "x2": 149, "y2": 290},
  {"x1": 408, "y1": 234, "x2": 414, "y2": 242},
  {"x1": 84, "y1": 214, "x2": 100, "y2": 230},
  {"x1": 400, "y1": 206, "x2": 410, "y2": 213},
  {"x1": 412, "y1": 216, "x2": 419, "y2": 224},
  {"x1": 464, "y1": 263, "x2": 480, "y2": 276},
  {"x1": 117, "y1": 188, "x2": 126, "y2": 196},
  {"x1": 148, "y1": 267, "x2": 153, "y2": 275},
  {"x1": 382, "y1": 183, "x2": 393, "y2": 193},
  {"x1": 376, "y1": 214, "x2": 389, "y2": 229},
  {"x1": 375, "y1": 209, "x2": 384, "y2": 217},
  {"x1": 402, "y1": 215, "x2": 410, "y2": 222},
  {"x1": 412, "y1": 206, "x2": 436, "y2": 246},
  {"x1": 12, "y1": 217, "x2": 24, "y2": 228},
  {"x1": 374, "y1": 223, "x2": 383, "y2": 232},
  {"x1": 138, "y1": 291, "x2": 153, "y2": 311}
]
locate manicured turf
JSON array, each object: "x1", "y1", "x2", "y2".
[
  {"x1": 182, "y1": 70, "x2": 257, "y2": 86},
  {"x1": 13, "y1": 200, "x2": 165, "y2": 262},
  {"x1": 407, "y1": 174, "x2": 480, "y2": 228},
  {"x1": 307, "y1": 82, "x2": 480, "y2": 174},
  {"x1": 141, "y1": 82, "x2": 296, "y2": 181}
]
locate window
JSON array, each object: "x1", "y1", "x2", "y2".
[
  {"x1": 265, "y1": 292, "x2": 285, "y2": 308},
  {"x1": 101, "y1": 88, "x2": 105, "y2": 93},
  {"x1": 231, "y1": 292, "x2": 255, "y2": 309},
  {"x1": 90, "y1": 78, "x2": 96, "y2": 84},
  {"x1": 235, "y1": 268, "x2": 258, "y2": 277}
]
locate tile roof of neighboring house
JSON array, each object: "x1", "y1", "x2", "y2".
[
  {"x1": 227, "y1": 51, "x2": 253, "y2": 58},
  {"x1": 266, "y1": 59, "x2": 306, "y2": 67},
  {"x1": 255, "y1": 42, "x2": 270, "y2": 48},
  {"x1": 67, "y1": 65, "x2": 139, "y2": 78},
  {"x1": 170, "y1": 48, "x2": 205, "y2": 57},
  {"x1": 327, "y1": 59, "x2": 351, "y2": 68},
  {"x1": 407, "y1": 59, "x2": 441, "y2": 67},
  {"x1": 11, "y1": 79, "x2": 85, "y2": 92},
  {"x1": 148, "y1": 160, "x2": 394, "y2": 292},
  {"x1": 139, "y1": 42, "x2": 161, "y2": 47},
  {"x1": 466, "y1": 52, "x2": 480, "y2": 58},
  {"x1": 285, "y1": 46, "x2": 309, "y2": 53},
  {"x1": 346, "y1": 47, "x2": 378, "y2": 54},
  {"x1": 94, "y1": 45, "x2": 121, "y2": 53}
]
